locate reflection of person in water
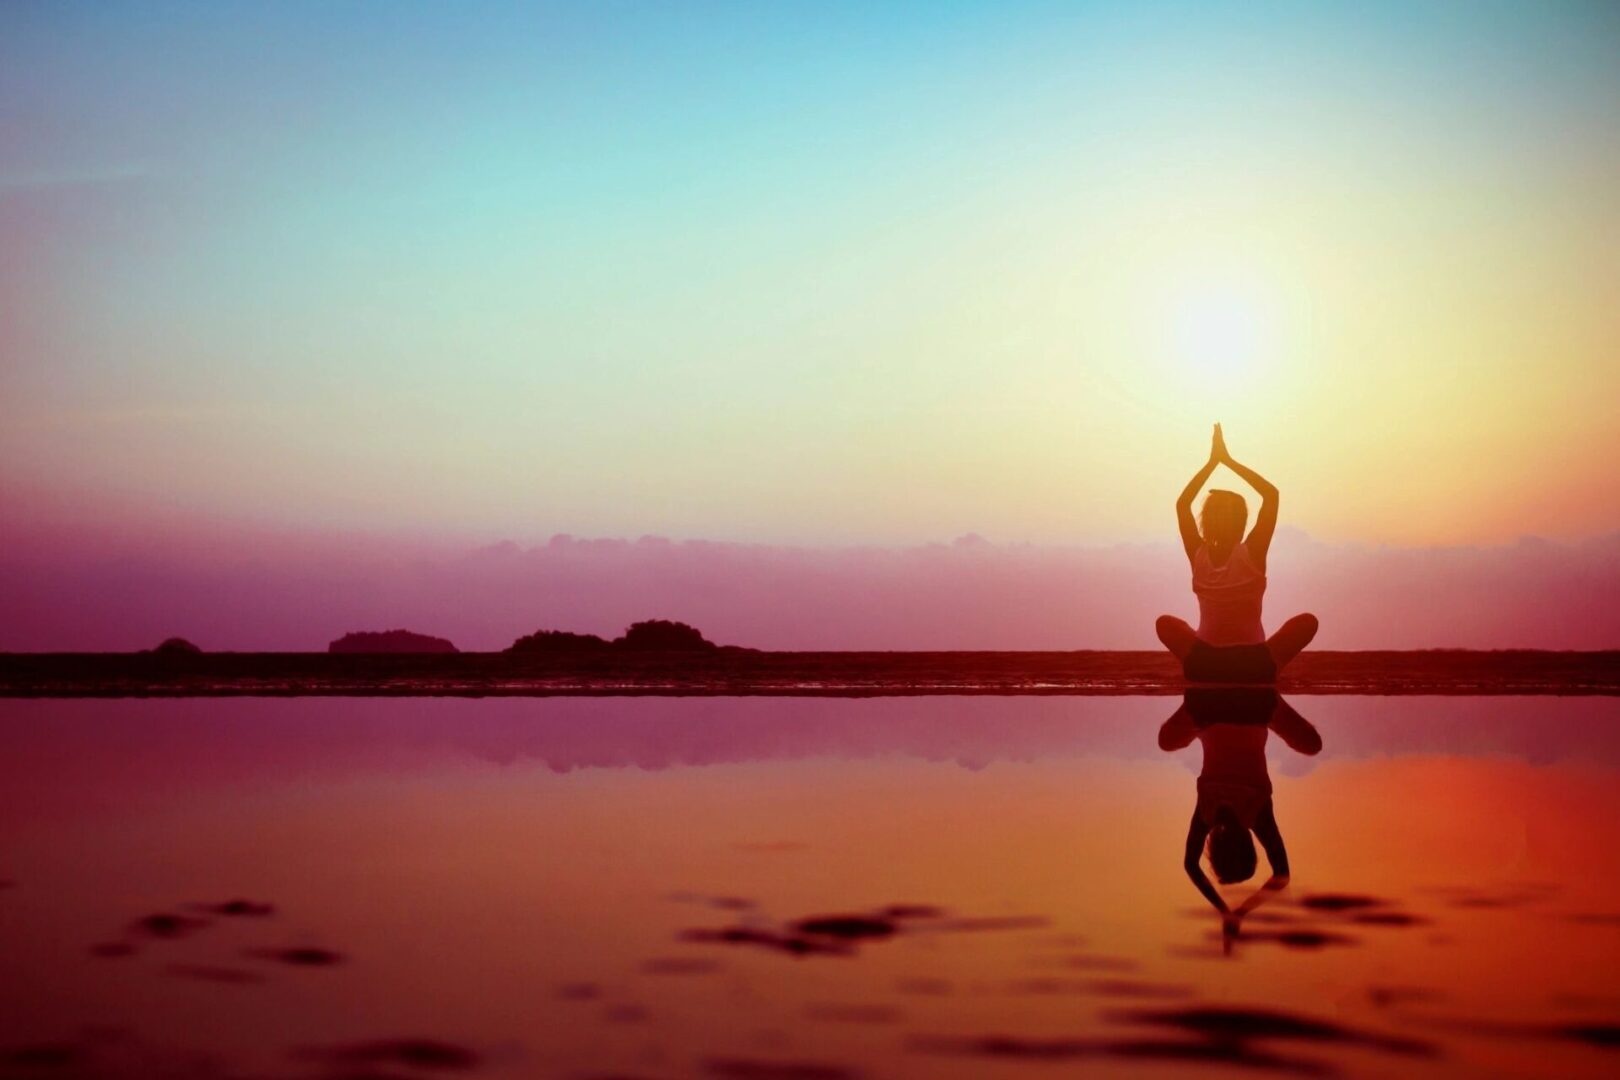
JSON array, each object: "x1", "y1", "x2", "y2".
[
  {"x1": 1159, "y1": 687, "x2": 1322, "y2": 951},
  {"x1": 1156, "y1": 424, "x2": 1318, "y2": 683}
]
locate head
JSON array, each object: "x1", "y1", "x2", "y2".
[
  {"x1": 1199, "y1": 489, "x2": 1248, "y2": 549},
  {"x1": 1205, "y1": 806, "x2": 1258, "y2": 885}
]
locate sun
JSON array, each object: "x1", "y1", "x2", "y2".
[
  {"x1": 1167, "y1": 276, "x2": 1277, "y2": 387},
  {"x1": 1096, "y1": 264, "x2": 1289, "y2": 424}
]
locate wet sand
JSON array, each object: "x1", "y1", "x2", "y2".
[{"x1": 2, "y1": 648, "x2": 1617, "y2": 696}]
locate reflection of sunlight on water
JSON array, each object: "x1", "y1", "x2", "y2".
[{"x1": 0, "y1": 697, "x2": 1617, "y2": 1077}]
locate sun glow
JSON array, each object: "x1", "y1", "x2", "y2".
[{"x1": 1167, "y1": 275, "x2": 1279, "y2": 389}]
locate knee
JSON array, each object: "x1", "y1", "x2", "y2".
[{"x1": 1156, "y1": 615, "x2": 1195, "y2": 654}]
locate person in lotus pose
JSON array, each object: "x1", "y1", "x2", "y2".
[{"x1": 1155, "y1": 424, "x2": 1318, "y2": 683}]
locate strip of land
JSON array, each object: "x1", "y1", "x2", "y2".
[{"x1": 1, "y1": 650, "x2": 1617, "y2": 697}]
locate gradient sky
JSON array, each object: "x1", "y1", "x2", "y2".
[{"x1": 4, "y1": 1, "x2": 1618, "y2": 548}]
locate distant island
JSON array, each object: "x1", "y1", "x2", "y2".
[
  {"x1": 506, "y1": 629, "x2": 613, "y2": 654},
  {"x1": 327, "y1": 620, "x2": 724, "y2": 656},
  {"x1": 508, "y1": 619, "x2": 719, "y2": 654},
  {"x1": 146, "y1": 637, "x2": 203, "y2": 656},
  {"x1": 329, "y1": 630, "x2": 459, "y2": 654}
]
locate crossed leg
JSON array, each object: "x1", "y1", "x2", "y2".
[
  {"x1": 1155, "y1": 615, "x2": 1199, "y2": 661},
  {"x1": 1265, "y1": 613, "x2": 1319, "y2": 670},
  {"x1": 1157, "y1": 612, "x2": 1318, "y2": 671}
]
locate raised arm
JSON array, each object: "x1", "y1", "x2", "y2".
[
  {"x1": 1176, "y1": 426, "x2": 1222, "y2": 562},
  {"x1": 1216, "y1": 436, "x2": 1279, "y2": 570}
]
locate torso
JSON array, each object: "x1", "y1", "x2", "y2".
[{"x1": 1192, "y1": 542, "x2": 1267, "y2": 645}]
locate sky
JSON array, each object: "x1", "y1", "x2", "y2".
[
  {"x1": 4, "y1": 520, "x2": 1618, "y2": 651},
  {"x1": 3, "y1": 2, "x2": 1619, "y2": 648}
]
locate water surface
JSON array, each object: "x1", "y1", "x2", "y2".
[{"x1": 2, "y1": 695, "x2": 1617, "y2": 1078}]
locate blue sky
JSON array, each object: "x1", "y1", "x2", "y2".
[{"x1": 4, "y1": 2, "x2": 1618, "y2": 545}]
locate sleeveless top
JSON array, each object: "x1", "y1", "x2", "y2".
[{"x1": 1192, "y1": 542, "x2": 1266, "y2": 646}]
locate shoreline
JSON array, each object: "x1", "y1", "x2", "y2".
[{"x1": 2, "y1": 649, "x2": 1617, "y2": 697}]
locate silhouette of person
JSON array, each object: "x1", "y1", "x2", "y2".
[
  {"x1": 1159, "y1": 687, "x2": 1322, "y2": 952},
  {"x1": 1155, "y1": 424, "x2": 1319, "y2": 682}
]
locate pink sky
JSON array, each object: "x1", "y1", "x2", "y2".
[{"x1": 3, "y1": 490, "x2": 1614, "y2": 651}]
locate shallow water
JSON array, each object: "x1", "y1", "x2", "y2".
[{"x1": 1, "y1": 695, "x2": 1618, "y2": 1079}]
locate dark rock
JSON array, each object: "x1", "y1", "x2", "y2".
[
  {"x1": 1297, "y1": 893, "x2": 1384, "y2": 912},
  {"x1": 1351, "y1": 911, "x2": 1427, "y2": 927},
  {"x1": 792, "y1": 915, "x2": 898, "y2": 940},
  {"x1": 1112, "y1": 1005, "x2": 1436, "y2": 1055},
  {"x1": 304, "y1": 1038, "x2": 480, "y2": 1070},
  {"x1": 687, "y1": 904, "x2": 1044, "y2": 962},
  {"x1": 201, "y1": 898, "x2": 276, "y2": 917},
  {"x1": 681, "y1": 926, "x2": 852, "y2": 956},
  {"x1": 2, "y1": 1044, "x2": 81, "y2": 1069},
  {"x1": 1559, "y1": 1024, "x2": 1620, "y2": 1048},
  {"x1": 1245, "y1": 928, "x2": 1359, "y2": 950},
  {"x1": 130, "y1": 912, "x2": 210, "y2": 939},
  {"x1": 249, "y1": 946, "x2": 344, "y2": 966}
]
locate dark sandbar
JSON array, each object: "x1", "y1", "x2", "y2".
[{"x1": 1, "y1": 649, "x2": 1615, "y2": 697}]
